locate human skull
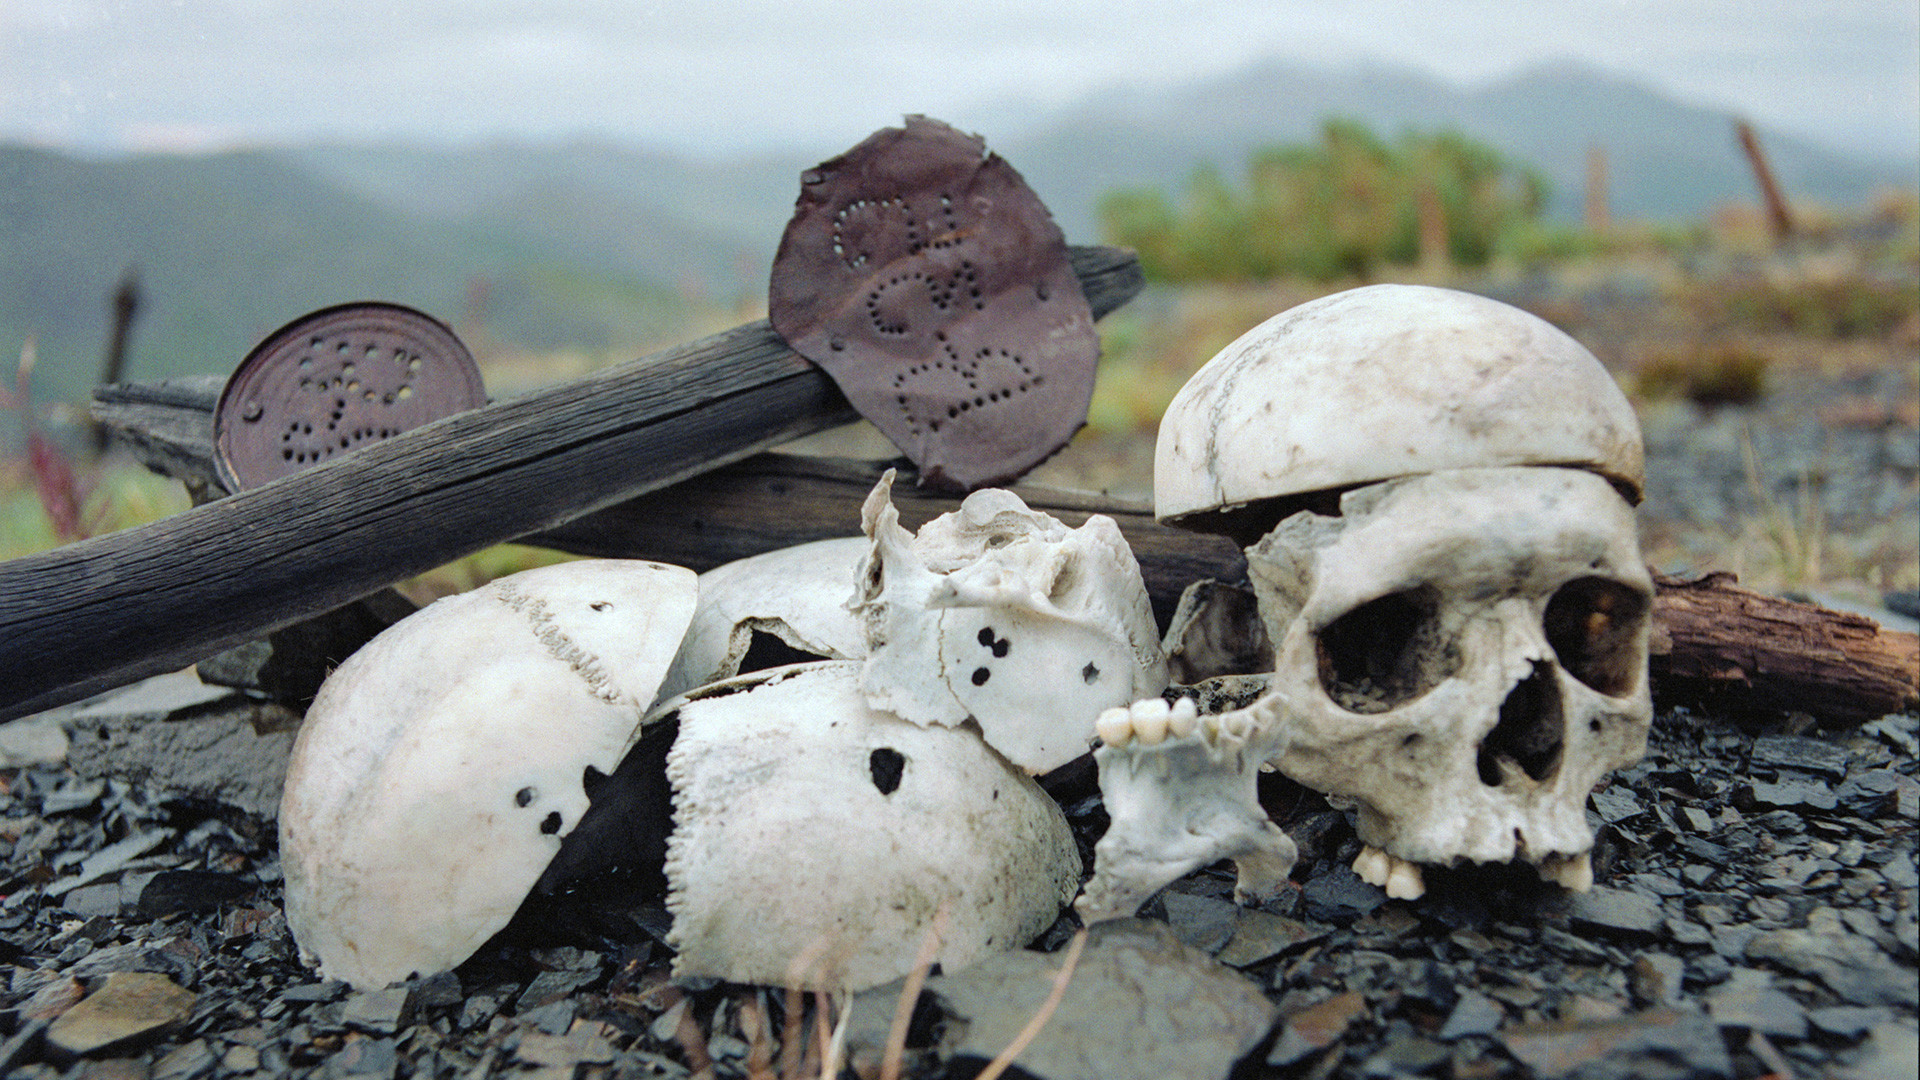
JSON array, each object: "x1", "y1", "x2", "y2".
[
  {"x1": 1128, "y1": 284, "x2": 1651, "y2": 901},
  {"x1": 854, "y1": 472, "x2": 1167, "y2": 773},
  {"x1": 1249, "y1": 467, "x2": 1652, "y2": 898}
]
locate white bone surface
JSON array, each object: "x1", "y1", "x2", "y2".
[
  {"x1": 662, "y1": 661, "x2": 1080, "y2": 991},
  {"x1": 854, "y1": 472, "x2": 1167, "y2": 772},
  {"x1": 654, "y1": 537, "x2": 868, "y2": 703},
  {"x1": 1250, "y1": 467, "x2": 1653, "y2": 883},
  {"x1": 1154, "y1": 284, "x2": 1645, "y2": 525},
  {"x1": 1077, "y1": 694, "x2": 1298, "y2": 924},
  {"x1": 279, "y1": 560, "x2": 697, "y2": 989}
]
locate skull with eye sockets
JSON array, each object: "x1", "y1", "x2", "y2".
[{"x1": 1083, "y1": 284, "x2": 1652, "y2": 917}]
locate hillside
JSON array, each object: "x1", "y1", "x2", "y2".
[{"x1": 3, "y1": 57, "x2": 1912, "y2": 408}]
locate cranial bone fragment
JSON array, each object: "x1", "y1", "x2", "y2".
[
  {"x1": 1155, "y1": 283, "x2": 1645, "y2": 534},
  {"x1": 662, "y1": 661, "x2": 1080, "y2": 990},
  {"x1": 1076, "y1": 694, "x2": 1297, "y2": 924},
  {"x1": 654, "y1": 537, "x2": 869, "y2": 703},
  {"x1": 854, "y1": 472, "x2": 1167, "y2": 773},
  {"x1": 1250, "y1": 467, "x2": 1653, "y2": 896},
  {"x1": 279, "y1": 560, "x2": 697, "y2": 989}
]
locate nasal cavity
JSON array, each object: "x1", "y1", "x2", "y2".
[{"x1": 1477, "y1": 661, "x2": 1563, "y2": 786}]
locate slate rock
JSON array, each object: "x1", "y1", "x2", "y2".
[
  {"x1": 1360, "y1": 1035, "x2": 1449, "y2": 1077},
  {"x1": 152, "y1": 1038, "x2": 216, "y2": 1080},
  {"x1": 1807, "y1": 1006, "x2": 1890, "y2": 1041},
  {"x1": 1706, "y1": 973, "x2": 1806, "y2": 1039},
  {"x1": 849, "y1": 920, "x2": 1276, "y2": 1080},
  {"x1": 1750, "y1": 735, "x2": 1849, "y2": 779},
  {"x1": 339, "y1": 987, "x2": 411, "y2": 1035},
  {"x1": 1746, "y1": 928, "x2": 1919, "y2": 1007},
  {"x1": 63, "y1": 707, "x2": 299, "y2": 819},
  {"x1": 1215, "y1": 909, "x2": 1326, "y2": 968},
  {"x1": 1834, "y1": 770, "x2": 1903, "y2": 817},
  {"x1": 1830, "y1": 1023, "x2": 1920, "y2": 1080},
  {"x1": 1438, "y1": 990, "x2": 1505, "y2": 1039},
  {"x1": 136, "y1": 870, "x2": 255, "y2": 918},
  {"x1": 1302, "y1": 865, "x2": 1387, "y2": 922},
  {"x1": 1631, "y1": 953, "x2": 1687, "y2": 1007},
  {"x1": 1161, "y1": 892, "x2": 1240, "y2": 954},
  {"x1": 46, "y1": 972, "x2": 196, "y2": 1057},
  {"x1": 1269, "y1": 991, "x2": 1366, "y2": 1066},
  {"x1": 1745, "y1": 778, "x2": 1837, "y2": 813},
  {"x1": 1567, "y1": 887, "x2": 1665, "y2": 942},
  {"x1": 1498, "y1": 1007, "x2": 1733, "y2": 1080},
  {"x1": 324, "y1": 1035, "x2": 397, "y2": 1078}
]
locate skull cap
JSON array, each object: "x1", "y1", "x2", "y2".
[{"x1": 1154, "y1": 284, "x2": 1644, "y2": 527}]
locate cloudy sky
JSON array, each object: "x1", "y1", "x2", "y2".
[{"x1": 4, "y1": 0, "x2": 1916, "y2": 162}]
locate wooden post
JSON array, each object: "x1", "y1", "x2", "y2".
[
  {"x1": 91, "y1": 268, "x2": 141, "y2": 454},
  {"x1": 0, "y1": 248, "x2": 1144, "y2": 723},
  {"x1": 1585, "y1": 145, "x2": 1610, "y2": 234},
  {"x1": 1735, "y1": 120, "x2": 1795, "y2": 241}
]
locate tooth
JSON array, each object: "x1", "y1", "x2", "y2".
[
  {"x1": 1385, "y1": 856, "x2": 1426, "y2": 900},
  {"x1": 1352, "y1": 845, "x2": 1390, "y2": 888},
  {"x1": 1539, "y1": 852, "x2": 1594, "y2": 892},
  {"x1": 1095, "y1": 707, "x2": 1133, "y2": 747},
  {"x1": 1130, "y1": 701, "x2": 1169, "y2": 745},
  {"x1": 1167, "y1": 698, "x2": 1198, "y2": 738}
]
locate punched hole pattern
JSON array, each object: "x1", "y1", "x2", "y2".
[
  {"x1": 889, "y1": 343, "x2": 1044, "y2": 438},
  {"x1": 262, "y1": 335, "x2": 424, "y2": 465}
]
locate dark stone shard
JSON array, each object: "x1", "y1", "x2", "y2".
[
  {"x1": 1631, "y1": 953, "x2": 1686, "y2": 1007},
  {"x1": 521, "y1": 998, "x2": 577, "y2": 1035},
  {"x1": 1751, "y1": 735, "x2": 1850, "y2": 780},
  {"x1": 517, "y1": 968, "x2": 598, "y2": 1012},
  {"x1": 282, "y1": 981, "x2": 349, "y2": 1004},
  {"x1": 1834, "y1": 770, "x2": 1901, "y2": 816},
  {"x1": 1269, "y1": 990, "x2": 1366, "y2": 1066},
  {"x1": 66, "y1": 942, "x2": 199, "y2": 988},
  {"x1": 1677, "y1": 835, "x2": 1733, "y2": 866},
  {"x1": 152, "y1": 1037, "x2": 217, "y2": 1080},
  {"x1": 458, "y1": 994, "x2": 500, "y2": 1031},
  {"x1": 1710, "y1": 924, "x2": 1759, "y2": 962},
  {"x1": 1590, "y1": 787, "x2": 1643, "y2": 824},
  {"x1": 1360, "y1": 1035, "x2": 1450, "y2": 1077},
  {"x1": 1160, "y1": 891, "x2": 1240, "y2": 955},
  {"x1": 1303, "y1": 865, "x2": 1387, "y2": 922},
  {"x1": 1746, "y1": 778, "x2": 1837, "y2": 813},
  {"x1": 767, "y1": 116, "x2": 1099, "y2": 491},
  {"x1": 1498, "y1": 1007, "x2": 1733, "y2": 1079},
  {"x1": 340, "y1": 987, "x2": 411, "y2": 1035},
  {"x1": 1807, "y1": 1005, "x2": 1890, "y2": 1041},
  {"x1": 1545, "y1": 926, "x2": 1614, "y2": 963},
  {"x1": 1664, "y1": 918, "x2": 1713, "y2": 947},
  {"x1": 1216, "y1": 909, "x2": 1326, "y2": 968},
  {"x1": 847, "y1": 919, "x2": 1274, "y2": 1080},
  {"x1": 1746, "y1": 928, "x2": 1919, "y2": 1007},
  {"x1": 1568, "y1": 887, "x2": 1666, "y2": 942},
  {"x1": 325, "y1": 1035, "x2": 398, "y2": 1077},
  {"x1": 136, "y1": 870, "x2": 255, "y2": 918},
  {"x1": 1629, "y1": 873, "x2": 1687, "y2": 898},
  {"x1": 1707, "y1": 979, "x2": 1807, "y2": 1039},
  {"x1": 1439, "y1": 989, "x2": 1505, "y2": 1039},
  {"x1": 408, "y1": 971, "x2": 463, "y2": 1012}
]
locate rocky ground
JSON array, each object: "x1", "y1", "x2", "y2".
[{"x1": 0, "y1": 669, "x2": 1914, "y2": 1079}]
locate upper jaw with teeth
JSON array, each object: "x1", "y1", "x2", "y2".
[{"x1": 1350, "y1": 842, "x2": 1595, "y2": 901}]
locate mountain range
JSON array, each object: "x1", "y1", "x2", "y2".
[{"x1": 3, "y1": 57, "x2": 1913, "y2": 407}]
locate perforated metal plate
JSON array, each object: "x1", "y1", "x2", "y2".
[
  {"x1": 768, "y1": 116, "x2": 1099, "y2": 492},
  {"x1": 214, "y1": 303, "x2": 485, "y2": 491}
]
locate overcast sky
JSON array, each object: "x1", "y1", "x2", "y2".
[{"x1": 4, "y1": 1, "x2": 1916, "y2": 162}]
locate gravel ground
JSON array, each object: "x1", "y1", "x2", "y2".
[{"x1": 1, "y1": 680, "x2": 1915, "y2": 1079}]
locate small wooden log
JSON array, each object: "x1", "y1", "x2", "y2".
[
  {"x1": 1650, "y1": 571, "x2": 1919, "y2": 724},
  {"x1": 0, "y1": 248, "x2": 1145, "y2": 723}
]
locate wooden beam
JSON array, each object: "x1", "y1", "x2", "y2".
[{"x1": 0, "y1": 247, "x2": 1145, "y2": 722}]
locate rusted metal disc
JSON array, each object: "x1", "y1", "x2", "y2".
[
  {"x1": 214, "y1": 303, "x2": 486, "y2": 491},
  {"x1": 768, "y1": 116, "x2": 1099, "y2": 492}
]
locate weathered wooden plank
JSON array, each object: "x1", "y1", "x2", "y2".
[{"x1": 0, "y1": 247, "x2": 1147, "y2": 722}]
